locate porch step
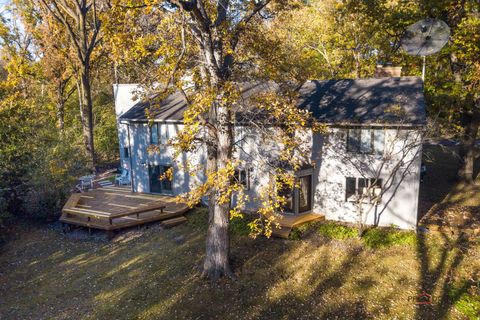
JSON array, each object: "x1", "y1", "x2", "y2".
[
  {"x1": 271, "y1": 226, "x2": 292, "y2": 239},
  {"x1": 271, "y1": 213, "x2": 325, "y2": 239},
  {"x1": 161, "y1": 216, "x2": 187, "y2": 228}
]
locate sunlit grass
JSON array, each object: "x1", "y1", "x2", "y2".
[{"x1": 0, "y1": 212, "x2": 478, "y2": 319}]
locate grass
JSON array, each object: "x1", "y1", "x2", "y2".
[
  {"x1": 1, "y1": 211, "x2": 477, "y2": 320},
  {"x1": 0, "y1": 145, "x2": 477, "y2": 319}
]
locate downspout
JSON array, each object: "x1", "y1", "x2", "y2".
[{"x1": 127, "y1": 123, "x2": 135, "y2": 192}]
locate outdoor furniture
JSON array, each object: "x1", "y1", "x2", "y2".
[
  {"x1": 115, "y1": 169, "x2": 131, "y2": 186},
  {"x1": 79, "y1": 174, "x2": 95, "y2": 190}
]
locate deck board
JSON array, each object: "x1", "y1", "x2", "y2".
[{"x1": 60, "y1": 187, "x2": 190, "y2": 232}]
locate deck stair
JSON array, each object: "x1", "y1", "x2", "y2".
[
  {"x1": 271, "y1": 213, "x2": 325, "y2": 239},
  {"x1": 161, "y1": 216, "x2": 188, "y2": 228}
]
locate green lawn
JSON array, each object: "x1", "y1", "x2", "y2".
[{"x1": 0, "y1": 210, "x2": 478, "y2": 320}]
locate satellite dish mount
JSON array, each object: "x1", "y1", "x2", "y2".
[{"x1": 401, "y1": 18, "x2": 450, "y2": 81}]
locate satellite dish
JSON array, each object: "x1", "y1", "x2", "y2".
[{"x1": 401, "y1": 18, "x2": 450, "y2": 80}]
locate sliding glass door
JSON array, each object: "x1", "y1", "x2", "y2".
[
  {"x1": 149, "y1": 164, "x2": 173, "y2": 194},
  {"x1": 298, "y1": 175, "x2": 312, "y2": 213},
  {"x1": 279, "y1": 173, "x2": 313, "y2": 215}
]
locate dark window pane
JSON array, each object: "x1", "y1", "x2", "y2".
[
  {"x1": 150, "y1": 124, "x2": 159, "y2": 144},
  {"x1": 347, "y1": 129, "x2": 361, "y2": 152},
  {"x1": 346, "y1": 177, "x2": 356, "y2": 201},
  {"x1": 124, "y1": 147, "x2": 129, "y2": 158}
]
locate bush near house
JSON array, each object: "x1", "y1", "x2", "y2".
[{"x1": 289, "y1": 221, "x2": 417, "y2": 249}]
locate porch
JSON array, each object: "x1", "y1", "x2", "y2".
[{"x1": 60, "y1": 186, "x2": 190, "y2": 235}]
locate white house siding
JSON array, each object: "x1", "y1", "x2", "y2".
[
  {"x1": 113, "y1": 85, "x2": 422, "y2": 229},
  {"x1": 124, "y1": 122, "x2": 207, "y2": 194},
  {"x1": 314, "y1": 128, "x2": 422, "y2": 230}
]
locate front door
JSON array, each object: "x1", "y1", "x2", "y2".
[{"x1": 149, "y1": 165, "x2": 162, "y2": 193}]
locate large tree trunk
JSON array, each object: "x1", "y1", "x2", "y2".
[
  {"x1": 202, "y1": 100, "x2": 234, "y2": 279},
  {"x1": 79, "y1": 66, "x2": 96, "y2": 171},
  {"x1": 458, "y1": 107, "x2": 479, "y2": 183}
]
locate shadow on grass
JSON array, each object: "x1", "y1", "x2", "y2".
[
  {"x1": 415, "y1": 222, "x2": 478, "y2": 320},
  {"x1": 2, "y1": 212, "x2": 478, "y2": 319}
]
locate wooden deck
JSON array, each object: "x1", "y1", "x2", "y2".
[
  {"x1": 271, "y1": 213, "x2": 325, "y2": 238},
  {"x1": 60, "y1": 186, "x2": 190, "y2": 233}
]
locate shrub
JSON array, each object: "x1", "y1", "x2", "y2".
[
  {"x1": 317, "y1": 222, "x2": 357, "y2": 240},
  {"x1": 362, "y1": 227, "x2": 417, "y2": 249}
]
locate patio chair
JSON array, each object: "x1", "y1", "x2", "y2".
[{"x1": 115, "y1": 169, "x2": 131, "y2": 186}]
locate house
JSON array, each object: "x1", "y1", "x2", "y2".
[{"x1": 113, "y1": 74, "x2": 426, "y2": 230}]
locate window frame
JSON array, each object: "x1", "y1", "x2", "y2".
[
  {"x1": 346, "y1": 127, "x2": 385, "y2": 156},
  {"x1": 123, "y1": 147, "x2": 130, "y2": 159},
  {"x1": 345, "y1": 177, "x2": 383, "y2": 203}
]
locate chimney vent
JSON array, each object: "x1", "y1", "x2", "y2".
[{"x1": 375, "y1": 65, "x2": 402, "y2": 78}]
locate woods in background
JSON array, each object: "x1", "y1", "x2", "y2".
[{"x1": 0, "y1": 0, "x2": 478, "y2": 275}]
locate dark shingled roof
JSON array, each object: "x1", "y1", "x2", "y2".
[
  {"x1": 298, "y1": 77, "x2": 426, "y2": 125},
  {"x1": 119, "y1": 77, "x2": 426, "y2": 126}
]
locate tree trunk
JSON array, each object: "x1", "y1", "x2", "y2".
[
  {"x1": 56, "y1": 82, "x2": 65, "y2": 132},
  {"x1": 79, "y1": 65, "x2": 96, "y2": 171},
  {"x1": 458, "y1": 107, "x2": 479, "y2": 183},
  {"x1": 202, "y1": 99, "x2": 234, "y2": 279}
]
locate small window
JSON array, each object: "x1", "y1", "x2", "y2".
[
  {"x1": 234, "y1": 168, "x2": 250, "y2": 190},
  {"x1": 347, "y1": 128, "x2": 385, "y2": 155},
  {"x1": 123, "y1": 147, "x2": 129, "y2": 159},
  {"x1": 150, "y1": 124, "x2": 159, "y2": 144},
  {"x1": 161, "y1": 165, "x2": 173, "y2": 191},
  {"x1": 345, "y1": 177, "x2": 383, "y2": 203}
]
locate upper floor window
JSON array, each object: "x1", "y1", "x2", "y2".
[
  {"x1": 123, "y1": 147, "x2": 129, "y2": 159},
  {"x1": 347, "y1": 128, "x2": 385, "y2": 155},
  {"x1": 150, "y1": 123, "x2": 174, "y2": 145},
  {"x1": 150, "y1": 124, "x2": 159, "y2": 144}
]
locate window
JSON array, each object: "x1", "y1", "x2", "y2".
[
  {"x1": 345, "y1": 177, "x2": 383, "y2": 203},
  {"x1": 150, "y1": 124, "x2": 159, "y2": 144},
  {"x1": 234, "y1": 168, "x2": 250, "y2": 190},
  {"x1": 347, "y1": 128, "x2": 385, "y2": 155},
  {"x1": 123, "y1": 147, "x2": 129, "y2": 159},
  {"x1": 159, "y1": 124, "x2": 170, "y2": 145},
  {"x1": 235, "y1": 126, "x2": 247, "y2": 148}
]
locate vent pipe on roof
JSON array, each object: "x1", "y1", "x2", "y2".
[{"x1": 374, "y1": 65, "x2": 402, "y2": 78}]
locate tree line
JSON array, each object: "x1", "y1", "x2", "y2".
[{"x1": 0, "y1": 0, "x2": 478, "y2": 278}]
